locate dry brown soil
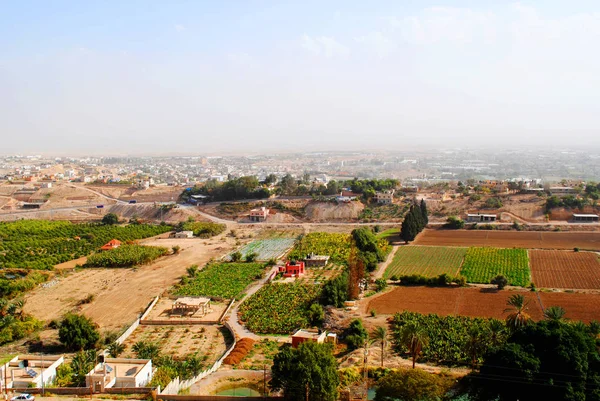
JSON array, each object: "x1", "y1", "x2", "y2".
[
  {"x1": 367, "y1": 286, "x2": 600, "y2": 322},
  {"x1": 23, "y1": 236, "x2": 238, "y2": 331},
  {"x1": 529, "y1": 250, "x2": 600, "y2": 289},
  {"x1": 414, "y1": 229, "x2": 600, "y2": 250}
]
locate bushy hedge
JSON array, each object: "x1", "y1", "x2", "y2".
[
  {"x1": 390, "y1": 273, "x2": 466, "y2": 287},
  {"x1": 180, "y1": 222, "x2": 226, "y2": 238}
]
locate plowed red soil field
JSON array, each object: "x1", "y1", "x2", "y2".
[
  {"x1": 529, "y1": 250, "x2": 600, "y2": 289},
  {"x1": 414, "y1": 229, "x2": 600, "y2": 250},
  {"x1": 368, "y1": 287, "x2": 600, "y2": 322}
]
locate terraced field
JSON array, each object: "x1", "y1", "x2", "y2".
[{"x1": 383, "y1": 246, "x2": 466, "y2": 278}]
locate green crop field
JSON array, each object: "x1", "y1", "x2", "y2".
[
  {"x1": 175, "y1": 262, "x2": 267, "y2": 299},
  {"x1": 460, "y1": 247, "x2": 530, "y2": 287},
  {"x1": 0, "y1": 220, "x2": 172, "y2": 270},
  {"x1": 238, "y1": 282, "x2": 321, "y2": 334},
  {"x1": 383, "y1": 246, "x2": 467, "y2": 279},
  {"x1": 226, "y1": 238, "x2": 296, "y2": 261}
]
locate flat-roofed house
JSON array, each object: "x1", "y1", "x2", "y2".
[
  {"x1": 249, "y1": 207, "x2": 269, "y2": 222},
  {"x1": 572, "y1": 213, "x2": 599, "y2": 222},
  {"x1": 374, "y1": 190, "x2": 394, "y2": 204},
  {"x1": 86, "y1": 358, "x2": 152, "y2": 392},
  {"x1": 291, "y1": 329, "x2": 337, "y2": 348},
  {"x1": 279, "y1": 260, "x2": 305, "y2": 277},
  {"x1": 304, "y1": 254, "x2": 330, "y2": 267},
  {"x1": 1, "y1": 355, "x2": 64, "y2": 389},
  {"x1": 467, "y1": 213, "x2": 497, "y2": 223}
]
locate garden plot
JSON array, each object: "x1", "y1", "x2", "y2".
[
  {"x1": 460, "y1": 247, "x2": 530, "y2": 287},
  {"x1": 143, "y1": 298, "x2": 228, "y2": 322},
  {"x1": 226, "y1": 238, "x2": 296, "y2": 261},
  {"x1": 383, "y1": 246, "x2": 466, "y2": 279},
  {"x1": 121, "y1": 324, "x2": 230, "y2": 364},
  {"x1": 529, "y1": 250, "x2": 600, "y2": 289}
]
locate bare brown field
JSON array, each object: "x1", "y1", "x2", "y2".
[
  {"x1": 367, "y1": 286, "x2": 600, "y2": 322},
  {"x1": 530, "y1": 250, "x2": 600, "y2": 289},
  {"x1": 120, "y1": 324, "x2": 228, "y2": 364},
  {"x1": 414, "y1": 229, "x2": 600, "y2": 250},
  {"x1": 24, "y1": 236, "x2": 237, "y2": 331}
]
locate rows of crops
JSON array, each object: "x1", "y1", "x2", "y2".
[
  {"x1": 383, "y1": 246, "x2": 466, "y2": 279},
  {"x1": 287, "y1": 233, "x2": 351, "y2": 263},
  {"x1": 460, "y1": 247, "x2": 530, "y2": 287},
  {"x1": 238, "y1": 282, "x2": 322, "y2": 334},
  {"x1": 226, "y1": 238, "x2": 296, "y2": 261},
  {"x1": 0, "y1": 220, "x2": 172, "y2": 269},
  {"x1": 84, "y1": 245, "x2": 170, "y2": 268},
  {"x1": 176, "y1": 262, "x2": 266, "y2": 299}
]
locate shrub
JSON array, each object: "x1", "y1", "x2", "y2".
[
  {"x1": 574, "y1": 247, "x2": 580, "y2": 252},
  {"x1": 59, "y1": 314, "x2": 99, "y2": 351},
  {"x1": 445, "y1": 216, "x2": 465, "y2": 229},
  {"x1": 245, "y1": 252, "x2": 258, "y2": 262},
  {"x1": 375, "y1": 278, "x2": 388, "y2": 292},
  {"x1": 231, "y1": 251, "x2": 242, "y2": 262},
  {"x1": 397, "y1": 273, "x2": 458, "y2": 287},
  {"x1": 344, "y1": 319, "x2": 368, "y2": 350},
  {"x1": 491, "y1": 275, "x2": 508, "y2": 290}
]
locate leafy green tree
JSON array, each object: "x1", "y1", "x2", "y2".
[
  {"x1": 59, "y1": 313, "x2": 100, "y2": 350},
  {"x1": 374, "y1": 278, "x2": 387, "y2": 292},
  {"x1": 351, "y1": 227, "x2": 384, "y2": 271},
  {"x1": 399, "y1": 323, "x2": 429, "y2": 368},
  {"x1": 504, "y1": 294, "x2": 531, "y2": 330},
  {"x1": 345, "y1": 319, "x2": 368, "y2": 351},
  {"x1": 321, "y1": 271, "x2": 349, "y2": 307},
  {"x1": 473, "y1": 320, "x2": 600, "y2": 401},
  {"x1": 491, "y1": 274, "x2": 508, "y2": 290},
  {"x1": 370, "y1": 326, "x2": 388, "y2": 368},
  {"x1": 102, "y1": 213, "x2": 119, "y2": 225},
  {"x1": 264, "y1": 174, "x2": 278, "y2": 186},
  {"x1": 375, "y1": 368, "x2": 450, "y2": 401},
  {"x1": 308, "y1": 303, "x2": 324, "y2": 327},
  {"x1": 445, "y1": 216, "x2": 465, "y2": 229},
  {"x1": 271, "y1": 342, "x2": 339, "y2": 401}
]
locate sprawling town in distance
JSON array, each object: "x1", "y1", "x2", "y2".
[{"x1": 4, "y1": 1, "x2": 600, "y2": 400}]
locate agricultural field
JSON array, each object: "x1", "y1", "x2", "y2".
[
  {"x1": 287, "y1": 232, "x2": 351, "y2": 263},
  {"x1": 0, "y1": 220, "x2": 172, "y2": 269},
  {"x1": 460, "y1": 247, "x2": 530, "y2": 287},
  {"x1": 231, "y1": 339, "x2": 281, "y2": 370},
  {"x1": 226, "y1": 238, "x2": 296, "y2": 261},
  {"x1": 121, "y1": 324, "x2": 230, "y2": 365},
  {"x1": 84, "y1": 244, "x2": 170, "y2": 267},
  {"x1": 383, "y1": 246, "x2": 466, "y2": 279},
  {"x1": 414, "y1": 229, "x2": 600, "y2": 250},
  {"x1": 238, "y1": 282, "x2": 322, "y2": 334},
  {"x1": 175, "y1": 262, "x2": 267, "y2": 299},
  {"x1": 529, "y1": 250, "x2": 600, "y2": 289},
  {"x1": 181, "y1": 222, "x2": 226, "y2": 238},
  {"x1": 296, "y1": 264, "x2": 345, "y2": 285}
]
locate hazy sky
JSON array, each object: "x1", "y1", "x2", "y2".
[{"x1": 2, "y1": 1, "x2": 600, "y2": 154}]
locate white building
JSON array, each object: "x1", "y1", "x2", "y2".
[
  {"x1": 1, "y1": 355, "x2": 64, "y2": 389},
  {"x1": 374, "y1": 190, "x2": 394, "y2": 204},
  {"x1": 467, "y1": 213, "x2": 497, "y2": 223},
  {"x1": 86, "y1": 358, "x2": 153, "y2": 392}
]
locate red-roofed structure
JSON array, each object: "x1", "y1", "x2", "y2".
[
  {"x1": 279, "y1": 260, "x2": 305, "y2": 277},
  {"x1": 100, "y1": 239, "x2": 122, "y2": 251}
]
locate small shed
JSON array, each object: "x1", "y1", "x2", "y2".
[
  {"x1": 304, "y1": 253, "x2": 330, "y2": 267},
  {"x1": 572, "y1": 214, "x2": 599, "y2": 222},
  {"x1": 467, "y1": 213, "x2": 497, "y2": 223}
]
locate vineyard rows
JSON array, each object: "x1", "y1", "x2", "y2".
[
  {"x1": 84, "y1": 244, "x2": 169, "y2": 267},
  {"x1": 460, "y1": 247, "x2": 530, "y2": 287}
]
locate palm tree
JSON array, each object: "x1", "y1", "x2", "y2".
[
  {"x1": 399, "y1": 323, "x2": 429, "y2": 369},
  {"x1": 487, "y1": 319, "x2": 506, "y2": 347},
  {"x1": 465, "y1": 327, "x2": 485, "y2": 370},
  {"x1": 543, "y1": 306, "x2": 567, "y2": 322},
  {"x1": 370, "y1": 326, "x2": 388, "y2": 368},
  {"x1": 504, "y1": 294, "x2": 531, "y2": 330}
]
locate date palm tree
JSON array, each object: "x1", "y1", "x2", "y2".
[
  {"x1": 370, "y1": 326, "x2": 388, "y2": 368},
  {"x1": 399, "y1": 323, "x2": 429, "y2": 369},
  {"x1": 504, "y1": 294, "x2": 531, "y2": 330},
  {"x1": 543, "y1": 305, "x2": 567, "y2": 322}
]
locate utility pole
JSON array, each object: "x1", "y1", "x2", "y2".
[
  {"x1": 41, "y1": 353, "x2": 44, "y2": 396},
  {"x1": 363, "y1": 341, "x2": 369, "y2": 401}
]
